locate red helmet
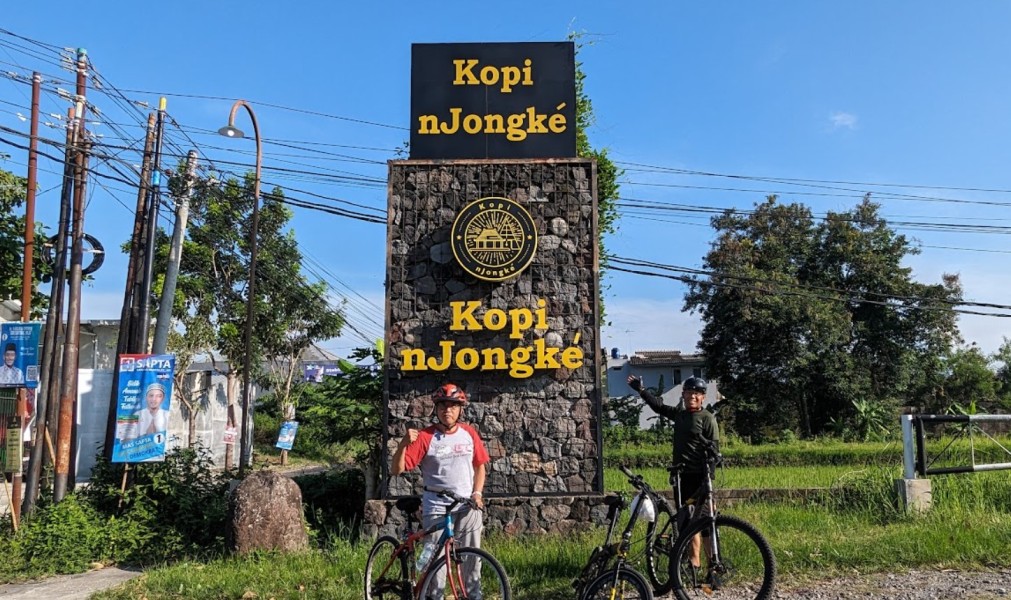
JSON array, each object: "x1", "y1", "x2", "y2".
[{"x1": 433, "y1": 383, "x2": 468, "y2": 405}]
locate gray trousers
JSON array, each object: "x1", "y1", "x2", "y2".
[{"x1": 422, "y1": 507, "x2": 483, "y2": 600}]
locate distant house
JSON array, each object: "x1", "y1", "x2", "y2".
[{"x1": 605, "y1": 349, "x2": 721, "y2": 429}]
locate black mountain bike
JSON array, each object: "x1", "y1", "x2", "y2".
[
  {"x1": 619, "y1": 465, "x2": 690, "y2": 596},
  {"x1": 662, "y1": 439, "x2": 777, "y2": 600},
  {"x1": 572, "y1": 483, "x2": 654, "y2": 600}
]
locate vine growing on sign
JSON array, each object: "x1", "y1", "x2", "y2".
[{"x1": 570, "y1": 32, "x2": 623, "y2": 324}]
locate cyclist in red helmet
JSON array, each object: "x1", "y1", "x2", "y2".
[{"x1": 392, "y1": 382, "x2": 489, "y2": 594}]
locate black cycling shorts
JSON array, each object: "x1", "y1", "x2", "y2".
[{"x1": 672, "y1": 472, "x2": 705, "y2": 503}]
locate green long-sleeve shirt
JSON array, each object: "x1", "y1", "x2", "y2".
[{"x1": 636, "y1": 387, "x2": 719, "y2": 473}]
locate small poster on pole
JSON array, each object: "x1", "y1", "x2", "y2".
[
  {"x1": 276, "y1": 421, "x2": 299, "y2": 450},
  {"x1": 222, "y1": 425, "x2": 237, "y2": 445},
  {"x1": 111, "y1": 354, "x2": 175, "y2": 463},
  {"x1": 0, "y1": 322, "x2": 41, "y2": 389},
  {"x1": 4, "y1": 424, "x2": 21, "y2": 472}
]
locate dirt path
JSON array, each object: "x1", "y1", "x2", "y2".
[{"x1": 665, "y1": 569, "x2": 1011, "y2": 599}]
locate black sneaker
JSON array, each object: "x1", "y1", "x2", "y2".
[{"x1": 704, "y1": 567, "x2": 722, "y2": 591}]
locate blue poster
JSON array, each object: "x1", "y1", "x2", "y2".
[
  {"x1": 111, "y1": 354, "x2": 175, "y2": 463},
  {"x1": 276, "y1": 420, "x2": 299, "y2": 450},
  {"x1": 0, "y1": 322, "x2": 42, "y2": 389},
  {"x1": 303, "y1": 363, "x2": 341, "y2": 382}
]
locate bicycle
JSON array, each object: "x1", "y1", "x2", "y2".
[
  {"x1": 661, "y1": 438, "x2": 777, "y2": 600},
  {"x1": 572, "y1": 481, "x2": 655, "y2": 600},
  {"x1": 617, "y1": 464, "x2": 688, "y2": 596},
  {"x1": 364, "y1": 489, "x2": 511, "y2": 600}
]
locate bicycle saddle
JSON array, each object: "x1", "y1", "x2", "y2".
[
  {"x1": 603, "y1": 495, "x2": 626, "y2": 508},
  {"x1": 395, "y1": 497, "x2": 422, "y2": 513}
]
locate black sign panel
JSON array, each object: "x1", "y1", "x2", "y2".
[{"x1": 410, "y1": 42, "x2": 576, "y2": 160}]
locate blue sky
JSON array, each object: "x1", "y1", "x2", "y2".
[{"x1": 2, "y1": 2, "x2": 1010, "y2": 358}]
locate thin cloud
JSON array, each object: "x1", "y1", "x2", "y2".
[{"x1": 829, "y1": 111, "x2": 858, "y2": 130}]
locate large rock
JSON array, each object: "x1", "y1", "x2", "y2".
[{"x1": 229, "y1": 471, "x2": 308, "y2": 554}]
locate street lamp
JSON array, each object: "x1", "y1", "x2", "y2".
[{"x1": 218, "y1": 100, "x2": 261, "y2": 477}]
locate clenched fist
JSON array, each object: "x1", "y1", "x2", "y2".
[{"x1": 400, "y1": 427, "x2": 419, "y2": 448}]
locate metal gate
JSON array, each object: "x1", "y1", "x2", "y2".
[{"x1": 901, "y1": 414, "x2": 1011, "y2": 479}]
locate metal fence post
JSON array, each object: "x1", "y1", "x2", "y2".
[{"x1": 901, "y1": 414, "x2": 916, "y2": 479}]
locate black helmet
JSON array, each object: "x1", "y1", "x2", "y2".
[{"x1": 683, "y1": 377, "x2": 707, "y2": 393}]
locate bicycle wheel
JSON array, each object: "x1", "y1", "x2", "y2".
[
  {"x1": 581, "y1": 567, "x2": 654, "y2": 600},
  {"x1": 365, "y1": 535, "x2": 409, "y2": 600},
  {"x1": 671, "y1": 515, "x2": 776, "y2": 600},
  {"x1": 418, "y1": 546, "x2": 511, "y2": 600},
  {"x1": 644, "y1": 502, "x2": 676, "y2": 595}
]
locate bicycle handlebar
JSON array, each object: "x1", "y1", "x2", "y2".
[
  {"x1": 424, "y1": 487, "x2": 482, "y2": 512},
  {"x1": 619, "y1": 465, "x2": 658, "y2": 493}
]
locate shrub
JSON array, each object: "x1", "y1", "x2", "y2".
[
  {"x1": 82, "y1": 445, "x2": 230, "y2": 563},
  {"x1": 15, "y1": 494, "x2": 107, "y2": 575},
  {"x1": 295, "y1": 467, "x2": 365, "y2": 546}
]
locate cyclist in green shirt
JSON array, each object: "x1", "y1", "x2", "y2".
[{"x1": 628, "y1": 374, "x2": 719, "y2": 568}]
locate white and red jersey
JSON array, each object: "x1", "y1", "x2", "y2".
[{"x1": 402, "y1": 422, "x2": 489, "y2": 515}]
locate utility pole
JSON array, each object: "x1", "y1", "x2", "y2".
[
  {"x1": 20, "y1": 72, "x2": 42, "y2": 517},
  {"x1": 40, "y1": 105, "x2": 74, "y2": 484},
  {"x1": 53, "y1": 118, "x2": 87, "y2": 502},
  {"x1": 135, "y1": 98, "x2": 167, "y2": 352},
  {"x1": 152, "y1": 150, "x2": 197, "y2": 354},
  {"x1": 103, "y1": 112, "x2": 156, "y2": 461},
  {"x1": 53, "y1": 49, "x2": 89, "y2": 502}
]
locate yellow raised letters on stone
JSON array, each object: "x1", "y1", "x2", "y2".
[{"x1": 400, "y1": 299, "x2": 583, "y2": 378}]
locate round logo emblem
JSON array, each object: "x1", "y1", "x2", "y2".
[{"x1": 451, "y1": 197, "x2": 538, "y2": 282}]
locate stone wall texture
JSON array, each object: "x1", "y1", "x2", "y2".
[
  {"x1": 362, "y1": 489, "x2": 812, "y2": 539},
  {"x1": 384, "y1": 159, "x2": 602, "y2": 498}
]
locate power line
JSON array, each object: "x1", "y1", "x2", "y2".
[
  {"x1": 608, "y1": 255, "x2": 1011, "y2": 317},
  {"x1": 109, "y1": 88, "x2": 408, "y2": 131}
]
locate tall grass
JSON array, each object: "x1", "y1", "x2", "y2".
[
  {"x1": 607, "y1": 434, "x2": 1011, "y2": 470},
  {"x1": 604, "y1": 464, "x2": 893, "y2": 491},
  {"x1": 80, "y1": 434, "x2": 1011, "y2": 598},
  {"x1": 93, "y1": 468, "x2": 1011, "y2": 599}
]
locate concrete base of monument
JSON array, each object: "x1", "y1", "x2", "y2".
[{"x1": 362, "y1": 487, "x2": 827, "y2": 539}]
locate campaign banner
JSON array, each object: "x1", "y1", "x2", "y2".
[
  {"x1": 0, "y1": 322, "x2": 41, "y2": 389},
  {"x1": 276, "y1": 420, "x2": 299, "y2": 450},
  {"x1": 303, "y1": 363, "x2": 341, "y2": 382},
  {"x1": 111, "y1": 354, "x2": 175, "y2": 463}
]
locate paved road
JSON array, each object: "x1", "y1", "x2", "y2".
[{"x1": 0, "y1": 567, "x2": 140, "y2": 599}]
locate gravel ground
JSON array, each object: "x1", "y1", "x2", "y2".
[{"x1": 664, "y1": 569, "x2": 1011, "y2": 599}]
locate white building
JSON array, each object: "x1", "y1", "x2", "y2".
[{"x1": 605, "y1": 349, "x2": 721, "y2": 429}]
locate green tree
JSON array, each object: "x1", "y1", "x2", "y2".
[
  {"x1": 942, "y1": 345, "x2": 998, "y2": 414},
  {"x1": 300, "y1": 342, "x2": 384, "y2": 497},
  {"x1": 604, "y1": 393, "x2": 643, "y2": 429},
  {"x1": 154, "y1": 171, "x2": 344, "y2": 457},
  {"x1": 0, "y1": 167, "x2": 48, "y2": 314},
  {"x1": 993, "y1": 337, "x2": 1011, "y2": 410},
  {"x1": 684, "y1": 195, "x2": 962, "y2": 440}
]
